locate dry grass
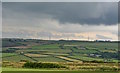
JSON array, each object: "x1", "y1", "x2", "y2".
[{"x1": 24, "y1": 54, "x2": 48, "y2": 58}]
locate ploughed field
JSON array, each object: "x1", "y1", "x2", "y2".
[{"x1": 2, "y1": 38, "x2": 120, "y2": 71}]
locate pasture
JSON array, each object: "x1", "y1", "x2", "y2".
[{"x1": 2, "y1": 38, "x2": 119, "y2": 71}]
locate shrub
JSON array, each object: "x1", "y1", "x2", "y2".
[{"x1": 23, "y1": 62, "x2": 66, "y2": 69}]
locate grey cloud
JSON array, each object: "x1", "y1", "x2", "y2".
[
  {"x1": 37, "y1": 32, "x2": 52, "y2": 37},
  {"x1": 2, "y1": 31, "x2": 30, "y2": 38},
  {"x1": 96, "y1": 34, "x2": 112, "y2": 39},
  {"x1": 2, "y1": 0, "x2": 119, "y2": 2},
  {"x1": 37, "y1": 32, "x2": 76, "y2": 39},
  {"x1": 2, "y1": 29, "x2": 35, "y2": 38},
  {"x1": 2, "y1": 2, "x2": 118, "y2": 40},
  {"x1": 3, "y1": 2, "x2": 118, "y2": 25}
]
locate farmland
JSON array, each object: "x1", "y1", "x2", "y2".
[{"x1": 2, "y1": 38, "x2": 120, "y2": 71}]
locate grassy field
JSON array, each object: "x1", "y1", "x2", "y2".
[
  {"x1": 2, "y1": 38, "x2": 119, "y2": 71},
  {"x1": 3, "y1": 55, "x2": 34, "y2": 62},
  {"x1": 2, "y1": 53, "x2": 18, "y2": 58},
  {"x1": 2, "y1": 71, "x2": 119, "y2": 73},
  {"x1": 2, "y1": 67, "x2": 119, "y2": 72},
  {"x1": 32, "y1": 44, "x2": 60, "y2": 49}
]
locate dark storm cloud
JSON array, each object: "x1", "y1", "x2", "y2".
[
  {"x1": 2, "y1": 2, "x2": 118, "y2": 25},
  {"x1": 118, "y1": 2, "x2": 120, "y2": 24}
]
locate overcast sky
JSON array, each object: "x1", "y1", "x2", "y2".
[
  {"x1": 2, "y1": 0, "x2": 119, "y2": 2},
  {"x1": 2, "y1": 2, "x2": 118, "y2": 40}
]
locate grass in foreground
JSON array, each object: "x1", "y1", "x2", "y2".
[{"x1": 2, "y1": 67, "x2": 120, "y2": 73}]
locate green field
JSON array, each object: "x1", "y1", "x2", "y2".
[
  {"x1": 2, "y1": 68, "x2": 120, "y2": 73},
  {"x1": 2, "y1": 53, "x2": 18, "y2": 58},
  {"x1": 2, "y1": 38, "x2": 119, "y2": 71},
  {"x1": 2, "y1": 71, "x2": 119, "y2": 73}
]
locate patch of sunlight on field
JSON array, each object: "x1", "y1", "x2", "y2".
[{"x1": 2, "y1": 67, "x2": 68, "y2": 71}]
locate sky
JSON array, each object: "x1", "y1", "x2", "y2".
[
  {"x1": 2, "y1": 2, "x2": 118, "y2": 41},
  {"x1": 2, "y1": 0, "x2": 119, "y2": 2}
]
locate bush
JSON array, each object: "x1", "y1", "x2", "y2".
[{"x1": 23, "y1": 62, "x2": 66, "y2": 69}]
